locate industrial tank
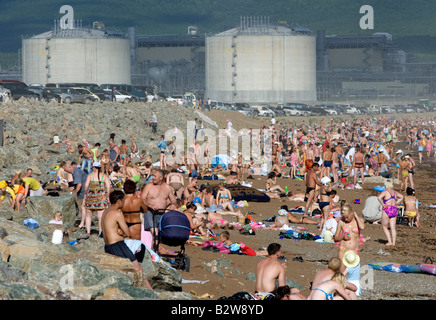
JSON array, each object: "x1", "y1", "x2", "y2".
[
  {"x1": 206, "y1": 17, "x2": 316, "y2": 104},
  {"x1": 22, "y1": 26, "x2": 130, "y2": 85}
]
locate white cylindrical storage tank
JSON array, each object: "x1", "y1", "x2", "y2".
[
  {"x1": 206, "y1": 24, "x2": 316, "y2": 104},
  {"x1": 22, "y1": 28, "x2": 130, "y2": 85}
]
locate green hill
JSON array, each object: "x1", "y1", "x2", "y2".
[{"x1": 1, "y1": 0, "x2": 436, "y2": 58}]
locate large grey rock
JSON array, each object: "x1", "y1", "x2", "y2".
[{"x1": 26, "y1": 193, "x2": 77, "y2": 228}]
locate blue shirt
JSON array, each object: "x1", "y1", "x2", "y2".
[{"x1": 157, "y1": 140, "x2": 167, "y2": 150}]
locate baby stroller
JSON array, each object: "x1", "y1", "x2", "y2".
[{"x1": 153, "y1": 209, "x2": 191, "y2": 272}]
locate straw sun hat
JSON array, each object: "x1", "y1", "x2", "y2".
[{"x1": 343, "y1": 251, "x2": 360, "y2": 268}]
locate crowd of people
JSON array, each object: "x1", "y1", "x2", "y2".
[{"x1": 0, "y1": 112, "x2": 434, "y2": 299}]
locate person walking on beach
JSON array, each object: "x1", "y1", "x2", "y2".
[
  {"x1": 303, "y1": 163, "x2": 321, "y2": 217},
  {"x1": 377, "y1": 179, "x2": 403, "y2": 246}
]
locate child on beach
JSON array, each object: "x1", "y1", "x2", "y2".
[
  {"x1": 49, "y1": 211, "x2": 63, "y2": 225},
  {"x1": 404, "y1": 187, "x2": 421, "y2": 228}
]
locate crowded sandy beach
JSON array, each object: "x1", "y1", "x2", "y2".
[{"x1": 0, "y1": 99, "x2": 435, "y2": 302}]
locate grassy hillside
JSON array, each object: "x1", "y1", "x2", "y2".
[{"x1": 1, "y1": 0, "x2": 435, "y2": 56}]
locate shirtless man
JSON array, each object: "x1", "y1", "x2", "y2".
[
  {"x1": 187, "y1": 147, "x2": 198, "y2": 183},
  {"x1": 140, "y1": 169, "x2": 177, "y2": 251},
  {"x1": 304, "y1": 144, "x2": 315, "y2": 174},
  {"x1": 130, "y1": 137, "x2": 139, "y2": 159},
  {"x1": 102, "y1": 190, "x2": 153, "y2": 290},
  {"x1": 376, "y1": 151, "x2": 387, "y2": 176},
  {"x1": 353, "y1": 146, "x2": 365, "y2": 187},
  {"x1": 102, "y1": 191, "x2": 145, "y2": 276},
  {"x1": 166, "y1": 169, "x2": 185, "y2": 199},
  {"x1": 321, "y1": 146, "x2": 333, "y2": 179},
  {"x1": 304, "y1": 163, "x2": 321, "y2": 217},
  {"x1": 255, "y1": 243, "x2": 286, "y2": 299},
  {"x1": 78, "y1": 144, "x2": 93, "y2": 174}
]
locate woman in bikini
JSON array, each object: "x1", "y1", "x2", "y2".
[
  {"x1": 119, "y1": 140, "x2": 129, "y2": 167},
  {"x1": 308, "y1": 272, "x2": 352, "y2": 300},
  {"x1": 100, "y1": 149, "x2": 111, "y2": 175},
  {"x1": 265, "y1": 172, "x2": 286, "y2": 193},
  {"x1": 215, "y1": 183, "x2": 235, "y2": 212},
  {"x1": 121, "y1": 180, "x2": 147, "y2": 240},
  {"x1": 334, "y1": 203, "x2": 365, "y2": 271},
  {"x1": 377, "y1": 180, "x2": 403, "y2": 246},
  {"x1": 404, "y1": 187, "x2": 421, "y2": 228}
]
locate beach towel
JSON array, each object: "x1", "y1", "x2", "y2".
[{"x1": 212, "y1": 185, "x2": 270, "y2": 202}]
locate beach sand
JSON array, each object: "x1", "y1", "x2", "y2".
[{"x1": 174, "y1": 125, "x2": 436, "y2": 300}]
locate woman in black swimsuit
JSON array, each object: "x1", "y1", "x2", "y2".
[{"x1": 121, "y1": 180, "x2": 147, "y2": 240}]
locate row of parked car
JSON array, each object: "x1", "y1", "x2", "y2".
[
  {"x1": 0, "y1": 80, "x2": 160, "y2": 104},
  {"x1": 213, "y1": 101, "x2": 435, "y2": 117}
]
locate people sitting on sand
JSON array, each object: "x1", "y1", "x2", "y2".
[
  {"x1": 184, "y1": 176, "x2": 201, "y2": 204},
  {"x1": 255, "y1": 243, "x2": 286, "y2": 300},
  {"x1": 216, "y1": 183, "x2": 235, "y2": 212},
  {"x1": 265, "y1": 172, "x2": 286, "y2": 194},
  {"x1": 310, "y1": 257, "x2": 357, "y2": 300},
  {"x1": 124, "y1": 161, "x2": 141, "y2": 184},
  {"x1": 101, "y1": 190, "x2": 153, "y2": 290},
  {"x1": 225, "y1": 172, "x2": 241, "y2": 185},
  {"x1": 362, "y1": 189, "x2": 383, "y2": 224},
  {"x1": 181, "y1": 202, "x2": 207, "y2": 235}
]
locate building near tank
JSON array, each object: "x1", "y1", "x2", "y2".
[
  {"x1": 205, "y1": 17, "x2": 316, "y2": 104},
  {"x1": 22, "y1": 19, "x2": 130, "y2": 86}
]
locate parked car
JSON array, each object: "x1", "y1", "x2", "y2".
[
  {"x1": 271, "y1": 106, "x2": 286, "y2": 117},
  {"x1": 71, "y1": 87, "x2": 101, "y2": 102},
  {"x1": 103, "y1": 89, "x2": 134, "y2": 103},
  {"x1": 210, "y1": 100, "x2": 225, "y2": 109},
  {"x1": 234, "y1": 105, "x2": 258, "y2": 117},
  {"x1": 100, "y1": 84, "x2": 147, "y2": 101},
  {"x1": 393, "y1": 105, "x2": 406, "y2": 113},
  {"x1": 323, "y1": 104, "x2": 343, "y2": 115},
  {"x1": 167, "y1": 95, "x2": 187, "y2": 105},
  {"x1": 254, "y1": 105, "x2": 276, "y2": 117},
  {"x1": 216, "y1": 103, "x2": 236, "y2": 111},
  {"x1": 381, "y1": 105, "x2": 396, "y2": 114},
  {"x1": 405, "y1": 104, "x2": 416, "y2": 113},
  {"x1": 369, "y1": 105, "x2": 381, "y2": 114},
  {"x1": 286, "y1": 103, "x2": 313, "y2": 116},
  {"x1": 277, "y1": 104, "x2": 302, "y2": 116},
  {"x1": 344, "y1": 104, "x2": 361, "y2": 114},
  {"x1": 60, "y1": 88, "x2": 97, "y2": 104},
  {"x1": 311, "y1": 106, "x2": 330, "y2": 116},
  {"x1": 40, "y1": 88, "x2": 62, "y2": 103},
  {"x1": 1, "y1": 82, "x2": 40, "y2": 101},
  {"x1": 356, "y1": 105, "x2": 372, "y2": 115}
]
